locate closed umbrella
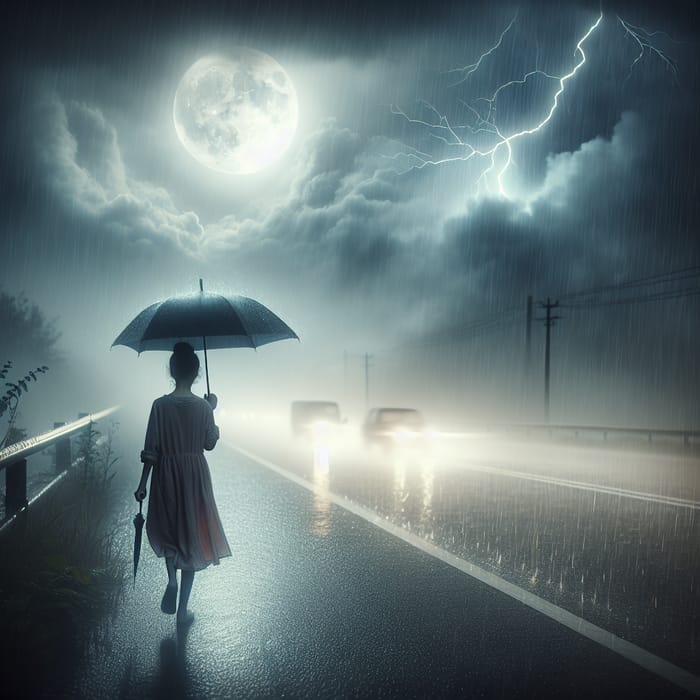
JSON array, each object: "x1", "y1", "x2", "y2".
[
  {"x1": 112, "y1": 279, "x2": 299, "y2": 394},
  {"x1": 133, "y1": 500, "x2": 145, "y2": 588}
]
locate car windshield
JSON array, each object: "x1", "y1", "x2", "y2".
[
  {"x1": 297, "y1": 403, "x2": 340, "y2": 421},
  {"x1": 378, "y1": 409, "x2": 423, "y2": 426}
]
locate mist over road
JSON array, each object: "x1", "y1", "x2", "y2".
[{"x1": 229, "y1": 419, "x2": 700, "y2": 678}]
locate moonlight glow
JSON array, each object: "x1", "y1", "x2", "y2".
[{"x1": 173, "y1": 51, "x2": 298, "y2": 175}]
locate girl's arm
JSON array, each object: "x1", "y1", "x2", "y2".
[
  {"x1": 204, "y1": 401, "x2": 220, "y2": 451},
  {"x1": 136, "y1": 402, "x2": 159, "y2": 501},
  {"x1": 134, "y1": 462, "x2": 153, "y2": 502}
]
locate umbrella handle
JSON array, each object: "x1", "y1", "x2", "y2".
[{"x1": 139, "y1": 500, "x2": 143, "y2": 515}]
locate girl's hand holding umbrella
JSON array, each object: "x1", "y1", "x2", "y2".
[
  {"x1": 134, "y1": 484, "x2": 147, "y2": 502},
  {"x1": 204, "y1": 393, "x2": 218, "y2": 410}
]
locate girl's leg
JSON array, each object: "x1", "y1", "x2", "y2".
[
  {"x1": 177, "y1": 569, "x2": 195, "y2": 623},
  {"x1": 165, "y1": 557, "x2": 177, "y2": 586},
  {"x1": 160, "y1": 557, "x2": 178, "y2": 614}
]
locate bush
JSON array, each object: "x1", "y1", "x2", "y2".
[
  {"x1": 0, "y1": 421, "x2": 126, "y2": 698},
  {"x1": 0, "y1": 360, "x2": 50, "y2": 449}
]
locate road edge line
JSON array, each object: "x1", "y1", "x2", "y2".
[{"x1": 226, "y1": 441, "x2": 700, "y2": 697}]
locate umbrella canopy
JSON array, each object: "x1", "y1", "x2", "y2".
[
  {"x1": 112, "y1": 280, "x2": 299, "y2": 394},
  {"x1": 133, "y1": 501, "x2": 145, "y2": 589},
  {"x1": 112, "y1": 290, "x2": 298, "y2": 353}
]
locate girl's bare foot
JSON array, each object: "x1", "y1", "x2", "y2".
[{"x1": 161, "y1": 582, "x2": 177, "y2": 614}]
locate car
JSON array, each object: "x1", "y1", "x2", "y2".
[
  {"x1": 362, "y1": 407, "x2": 427, "y2": 447},
  {"x1": 290, "y1": 400, "x2": 342, "y2": 438}
]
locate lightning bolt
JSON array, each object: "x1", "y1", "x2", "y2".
[
  {"x1": 617, "y1": 16, "x2": 679, "y2": 85},
  {"x1": 489, "y1": 13, "x2": 603, "y2": 196},
  {"x1": 389, "y1": 10, "x2": 678, "y2": 200},
  {"x1": 390, "y1": 12, "x2": 603, "y2": 198},
  {"x1": 446, "y1": 14, "x2": 518, "y2": 87}
]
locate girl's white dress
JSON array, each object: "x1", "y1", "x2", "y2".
[{"x1": 141, "y1": 394, "x2": 231, "y2": 571}]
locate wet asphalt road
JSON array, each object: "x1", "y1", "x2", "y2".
[
  {"x1": 235, "y1": 425, "x2": 700, "y2": 679},
  {"x1": 71, "y1": 438, "x2": 698, "y2": 699},
  {"x1": 230, "y1": 416, "x2": 700, "y2": 675}
]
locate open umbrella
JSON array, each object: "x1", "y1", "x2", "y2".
[
  {"x1": 133, "y1": 500, "x2": 145, "y2": 588},
  {"x1": 112, "y1": 279, "x2": 299, "y2": 394}
]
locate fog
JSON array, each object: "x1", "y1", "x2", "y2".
[{"x1": 1, "y1": 0, "x2": 698, "y2": 447}]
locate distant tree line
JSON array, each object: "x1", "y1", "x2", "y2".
[
  {"x1": 0, "y1": 289, "x2": 61, "y2": 365},
  {"x1": 0, "y1": 289, "x2": 60, "y2": 447}
]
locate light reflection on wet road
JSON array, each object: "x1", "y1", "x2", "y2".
[
  {"x1": 65, "y1": 425, "x2": 700, "y2": 699},
  {"x1": 233, "y1": 422, "x2": 700, "y2": 677}
]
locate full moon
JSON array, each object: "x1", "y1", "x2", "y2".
[{"x1": 173, "y1": 51, "x2": 298, "y2": 175}]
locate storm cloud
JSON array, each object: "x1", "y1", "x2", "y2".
[
  {"x1": 31, "y1": 85, "x2": 673, "y2": 334},
  {"x1": 1, "y1": 0, "x2": 698, "y2": 425}
]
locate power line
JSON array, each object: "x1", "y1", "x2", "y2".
[
  {"x1": 377, "y1": 267, "x2": 700, "y2": 357},
  {"x1": 388, "y1": 306, "x2": 523, "y2": 352},
  {"x1": 562, "y1": 286, "x2": 700, "y2": 310},
  {"x1": 432, "y1": 305, "x2": 523, "y2": 335},
  {"x1": 402, "y1": 267, "x2": 700, "y2": 349},
  {"x1": 559, "y1": 265, "x2": 700, "y2": 301}
]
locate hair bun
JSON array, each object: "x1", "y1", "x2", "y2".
[
  {"x1": 169, "y1": 342, "x2": 200, "y2": 381},
  {"x1": 173, "y1": 342, "x2": 195, "y2": 356}
]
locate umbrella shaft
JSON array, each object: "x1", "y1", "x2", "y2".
[
  {"x1": 202, "y1": 335, "x2": 211, "y2": 396},
  {"x1": 200, "y1": 279, "x2": 211, "y2": 396}
]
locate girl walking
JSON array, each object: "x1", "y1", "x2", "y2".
[{"x1": 134, "y1": 342, "x2": 231, "y2": 626}]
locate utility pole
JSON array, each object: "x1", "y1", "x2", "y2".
[
  {"x1": 364, "y1": 352, "x2": 373, "y2": 411},
  {"x1": 525, "y1": 294, "x2": 533, "y2": 376},
  {"x1": 536, "y1": 298, "x2": 560, "y2": 423}
]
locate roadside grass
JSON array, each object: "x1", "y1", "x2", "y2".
[{"x1": 0, "y1": 422, "x2": 127, "y2": 698}]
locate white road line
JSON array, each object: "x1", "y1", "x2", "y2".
[
  {"x1": 226, "y1": 441, "x2": 700, "y2": 697},
  {"x1": 457, "y1": 461, "x2": 700, "y2": 509}
]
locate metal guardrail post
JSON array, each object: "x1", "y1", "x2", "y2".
[
  {"x1": 0, "y1": 406, "x2": 119, "y2": 531},
  {"x1": 5, "y1": 458, "x2": 28, "y2": 517},
  {"x1": 77, "y1": 413, "x2": 91, "y2": 477},
  {"x1": 54, "y1": 421, "x2": 71, "y2": 473}
]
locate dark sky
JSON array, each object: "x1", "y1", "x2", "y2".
[{"x1": 1, "y1": 0, "x2": 698, "y2": 427}]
